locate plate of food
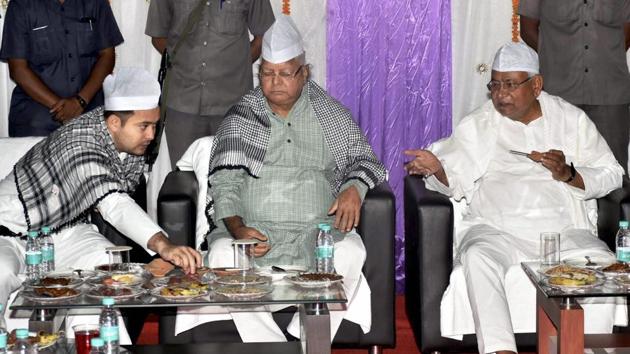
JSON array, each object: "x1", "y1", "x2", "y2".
[
  {"x1": 87, "y1": 273, "x2": 145, "y2": 287},
  {"x1": 214, "y1": 285, "x2": 272, "y2": 299},
  {"x1": 21, "y1": 287, "x2": 81, "y2": 302},
  {"x1": 94, "y1": 262, "x2": 147, "y2": 275},
  {"x1": 216, "y1": 274, "x2": 271, "y2": 286},
  {"x1": 86, "y1": 285, "x2": 144, "y2": 300},
  {"x1": 285, "y1": 272, "x2": 343, "y2": 288},
  {"x1": 7, "y1": 330, "x2": 61, "y2": 350},
  {"x1": 600, "y1": 262, "x2": 630, "y2": 277},
  {"x1": 613, "y1": 274, "x2": 630, "y2": 288},
  {"x1": 150, "y1": 273, "x2": 210, "y2": 287},
  {"x1": 210, "y1": 267, "x2": 246, "y2": 277},
  {"x1": 542, "y1": 265, "x2": 602, "y2": 289},
  {"x1": 24, "y1": 272, "x2": 84, "y2": 289},
  {"x1": 151, "y1": 283, "x2": 209, "y2": 301}
]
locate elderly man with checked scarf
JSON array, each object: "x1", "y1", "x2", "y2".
[
  {"x1": 174, "y1": 15, "x2": 387, "y2": 343},
  {"x1": 0, "y1": 67, "x2": 201, "y2": 326}
]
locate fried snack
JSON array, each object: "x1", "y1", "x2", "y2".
[
  {"x1": 7, "y1": 330, "x2": 58, "y2": 348},
  {"x1": 160, "y1": 283, "x2": 208, "y2": 297},
  {"x1": 545, "y1": 265, "x2": 597, "y2": 286},
  {"x1": 97, "y1": 287, "x2": 132, "y2": 297},
  {"x1": 602, "y1": 262, "x2": 630, "y2": 273},
  {"x1": 145, "y1": 258, "x2": 175, "y2": 277},
  {"x1": 34, "y1": 287, "x2": 78, "y2": 298}
]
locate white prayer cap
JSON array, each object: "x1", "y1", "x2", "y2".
[
  {"x1": 104, "y1": 67, "x2": 160, "y2": 111},
  {"x1": 492, "y1": 41, "x2": 539, "y2": 75},
  {"x1": 261, "y1": 15, "x2": 304, "y2": 64}
]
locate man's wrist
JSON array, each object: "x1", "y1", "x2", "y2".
[
  {"x1": 75, "y1": 94, "x2": 88, "y2": 109},
  {"x1": 148, "y1": 232, "x2": 170, "y2": 254},
  {"x1": 563, "y1": 162, "x2": 576, "y2": 183}
]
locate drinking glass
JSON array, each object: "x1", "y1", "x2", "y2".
[
  {"x1": 540, "y1": 232, "x2": 560, "y2": 266},
  {"x1": 232, "y1": 239, "x2": 257, "y2": 271},
  {"x1": 72, "y1": 324, "x2": 100, "y2": 354},
  {"x1": 106, "y1": 245, "x2": 132, "y2": 272}
]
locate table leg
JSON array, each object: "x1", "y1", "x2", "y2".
[
  {"x1": 537, "y1": 291, "x2": 584, "y2": 354},
  {"x1": 299, "y1": 303, "x2": 331, "y2": 354}
]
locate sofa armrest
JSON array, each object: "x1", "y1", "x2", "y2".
[
  {"x1": 348, "y1": 181, "x2": 396, "y2": 346},
  {"x1": 597, "y1": 180, "x2": 630, "y2": 250},
  {"x1": 157, "y1": 171, "x2": 198, "y2": 248},
  {"x1": 404, "y1": 175, "x2": 454, "y2": 351}
]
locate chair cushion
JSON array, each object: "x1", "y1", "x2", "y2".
[
  {"x1": 0, "y1": 137, "x2": 44, "y2": 180},
  {"x1": 175, "y1": 136, "x2": 214, "y2": 248}
]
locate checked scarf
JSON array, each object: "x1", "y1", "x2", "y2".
[
  {"x1": 206, "y1": 80, "x2": 387, "y2": 227},
  {"x1": 13, "y1": 107, "x2": 146, "y2": 233}
]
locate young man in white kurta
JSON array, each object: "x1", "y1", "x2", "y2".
[{"x1": 405, "y1": 42, "x2": 624, "y2": 354}]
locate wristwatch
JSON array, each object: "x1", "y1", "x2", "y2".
[
  {"x1": 75, "y1": 95, "x2": 87, "y2": 109},
  {"x1": 564, "y1": 162, "x2": 576, "y2": 183}
]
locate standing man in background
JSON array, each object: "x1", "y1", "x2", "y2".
[
  {"x1": 0, "y1": 0, "x2": 122, "y2": 136},
  {"x1": 145, "y1": 0, "x2": 275, "y2": 166},
  {"x1": 519, "y1": 0, "x2": 630, "y2": 172}
]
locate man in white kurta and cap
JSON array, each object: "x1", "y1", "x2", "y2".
[
  {"x1": 0, "y1": 67, "x2": 202, "y2": 322},
  {"x1": 405, "y1": 42, "x2": 625, "y2": 354},
  {"x1": 174, "y1": 15, "x2": 386, "y2": 342}
]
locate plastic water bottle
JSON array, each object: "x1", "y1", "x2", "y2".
[
  {"x1": 0, "y1": 305, "x2": 6, "y2": 354},
  {"x1": 12, "y1": 328, "x2": 32, "y2": 354},
  {"x1": 25, "y1": 231, "x2": 42, "y2": 281},
  {"x1": 316, "y1": 223, "x2": 335, "y2": 273},
  {"x1": 89, "y1": 337, "x2": 107, "y2": 354},
  {"x1": 39, "y1": 226, "x2": 55, "y2": 273},
  {"x1": 99, "y1": 298, "x2": 119, "y2": 354},
  {"x1": 617, "y1": 220, "x2": 630, "y2": 262}
]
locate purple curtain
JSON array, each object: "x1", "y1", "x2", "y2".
[{"x1": 327, "y1": 0, "x2": 452, "y2": 292}]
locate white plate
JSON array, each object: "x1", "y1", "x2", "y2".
[
  {"x1": 86, "y1": 286, "x2": 144, "y2": 300},
  {"x1": 24, "y1": 272, "x2": 84, "y2": 289},
  {"x1": 21, "y1": 288, "x2": 82, "y2": 302},
  {"x1": 150, "y1": 286, "x2": 209, "y2": 301},
  {"x1": 562, "y1": 256, "x2": 614, "y2": 269},
  {"x1": 285, "y1": 273, "x2": 343, "y2": 288},
  {"x1": 214, "y1": 285, "x2": 272, "y2": 299}
]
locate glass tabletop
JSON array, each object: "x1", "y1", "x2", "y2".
[
  {"x1": 521, "y1": 261, "x2": 630, "y2": 299},
  {"x1": 10, "y1": 278, "x2": 347, "y2": 310}
]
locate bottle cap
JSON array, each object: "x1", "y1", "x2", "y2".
[
  {"x1": 620, "y1": 221, "x2": 629, "y2": 228},
  {"x1": 319, "y1": 224, "x2": 331, "y2": 232},
  {"x1": 91, "y1": 337, "x2": 105, "y2": 347},
  {"x1": 15, "y1": 329, "x2": 29, "y2": 339},
  {"x1": 27, "y1": 231, "x2": 38, "y2": 238},
  {"x1": 41, "y1": 226, "x2": 51, "y2": 234},
  {"x1": 102, "y1": 297, "x2": 115, "y2": 306}
]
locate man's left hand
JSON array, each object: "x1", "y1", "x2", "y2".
[
  {"x1": 538, "y1": 149, "x2": 572, "y2": 181},
  {"x1": 328, "y1": 186, "x2": 361, "y2": 232},
  {"x1": 50, "y1": 97, "x2": 84, "y2": 123}
]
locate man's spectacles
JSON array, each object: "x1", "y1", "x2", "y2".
[
  {"x1": 486, "y1": 76, "x2": 533, "y2": 92},
  {"x1": 259, "y1": 65, "x2": 304, "y2": 81}
]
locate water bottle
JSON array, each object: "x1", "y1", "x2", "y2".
[
  {"x1": 617, "y1": 220, "x2": 630, "y2": 262},
  {"x1": 315, "y1": 223, "x2": 335, "y2": 273},
  {"x1": 25, "y1": 231, "x2": 42, "y2": 282},
  {"x1": 12, "y1": 328, "x2": 32, "y2": 354},
  {"x1": 0, "y1": 305, "x2": 6, "y2": 354},
  {"x1": 89, "y1": 337, "x2": 106, "y2": 354},
  {"x1": 39, "y1": 226, "x2": 55, "y2": 273},
  {"x1": 99, "y1": 298, "x2": 119, "y2": 354}
]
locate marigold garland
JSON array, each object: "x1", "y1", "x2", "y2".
[
  {"x1": 512, "y1": 0, "x2": 520, "y2": 42},
  {"x1": 282, "y1": 0, "x2": 290, "y2": 15}
]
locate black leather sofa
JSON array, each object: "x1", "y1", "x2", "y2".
[
  {"x1": 156, "y1": 170, "x2": 397, "y2": 353},
  {"x1": 403, "y1": 174, "x2": 630, "y2": 353}
]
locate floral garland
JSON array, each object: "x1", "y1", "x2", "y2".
[
  {"x1": 282, "y1": 0, "x2": 290, "y2": 15},
  {"x1": 512, "y1": 0, "x2": 520, "y2": 42}
]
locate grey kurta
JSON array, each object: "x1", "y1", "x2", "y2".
[{"x1": 209, "y1": 89, "x2": 367, "y2": 268}]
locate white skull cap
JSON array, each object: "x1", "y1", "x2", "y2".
[
  {"x1": 261, "y1": 15, "x2": 304, "y2": 64},
  {"x1": 492, "y1": 41, "x2": 539, "y2": 75},
  {"x1": 104, "y1": 67, "x2": 161, "y2": 111}
]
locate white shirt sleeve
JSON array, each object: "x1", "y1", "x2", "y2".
[{"x1": 96, "y1": 193, "x2": 164, "y2": 256}]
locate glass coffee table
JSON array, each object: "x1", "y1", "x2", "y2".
[
  {"x1": 9, "y1": 274, "x2": 347, "y2": 354},
  {"x1": 522, "y1": 261, "x2": 630, "y2": 354}
]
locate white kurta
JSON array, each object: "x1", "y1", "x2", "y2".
[{"x1": 425, "y1": 92, "x2": 625, "y2": 353}]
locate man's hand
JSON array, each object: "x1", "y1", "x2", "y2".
[
  {"x1": 224, "y1": 216, "x2": 271, "y2": 257},
  {"x1": 232, "y1": 226, "x2": 271, "y2": 257},
  {"x1": 328, "y1": 185, "x2": 361, "y2": 232},
  {"x1": 533, "y1": 149, "x2": 572, "y2": 181},
  {"x1": 50, "y1": 97, "x2": 83, "y2": 123},
  {"x1": 148, "y1": 233, "x2": 202, "y2": 274},
  {"x1": 403, "y1": 149, "x2": 442, "y2": 176}
]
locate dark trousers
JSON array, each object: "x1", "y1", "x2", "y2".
[
  {"x1": 164, "y1": 107, "x2": 224, "y2": 169},
  {"x1": 578, "y1": 104, "x2": 630, "y2": 173}
]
